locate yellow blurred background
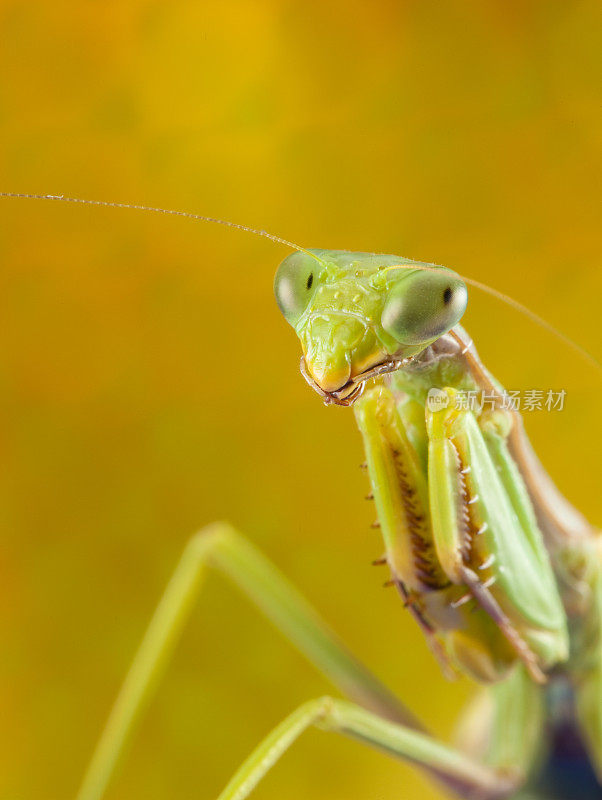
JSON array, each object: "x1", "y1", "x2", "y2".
[{"x1": 0, "y1": 1, "x2": 601, "y2": 798}]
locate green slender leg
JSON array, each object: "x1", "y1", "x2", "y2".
[
  {"x1": 454, "y1": 666, "x2": 546, "y2": 782},
  {"x1": 75, "y1": 522, "x2": 419, "y2": 800},
  {"x1": 574, "y1": 543, "x2": 602, "y2": 782},
  {"x1": 216, "y1": 696, "x2": 515, "y2": 800}
]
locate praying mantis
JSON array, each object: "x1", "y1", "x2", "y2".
[{"x1": 3, "y1": 194, "x2": 601, "y2": 800}]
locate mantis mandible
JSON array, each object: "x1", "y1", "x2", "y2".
[{"x1": 3, "y1": 193, "x2": 601, "y2": 800}]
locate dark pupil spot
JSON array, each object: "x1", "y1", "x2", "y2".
[
  {"x1": 306, "y1": 273, "x2": 314, "y2": 290},
  {"x1": 443, "y1": 286, "x2": 453, "y2": 304}
]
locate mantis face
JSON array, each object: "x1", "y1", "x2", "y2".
[{"x1": 274, "y1": 250, "x2": 467, "y2": 404}]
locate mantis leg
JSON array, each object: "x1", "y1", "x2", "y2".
[
  {"x1": 454, "y1": 666, "x2": 545, "y2": 785},
  {"x1": 574, "y1": 543, "x2": 602, "y2": 783},
  {"x1": 215, "y1": 695, "x2": 515, "y2": 800},
  {"x1": 426, "y1": 390, "x2": 568, "y2": 681},
  {"x1": 75, "y1": 523, "x2": 420, "y2": 800}
]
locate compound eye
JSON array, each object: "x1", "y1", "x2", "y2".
[
  {"x1": 382, "y1": 271, "x2": 467, "y2": 345},
  {"x1": 274, "y1": 253, "x2": 319, "y2": 326}
]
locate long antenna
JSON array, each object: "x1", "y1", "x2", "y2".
[
  {"x1": 2, "y1": 192, "x2": 598, "y2": 373},
  {"x1": 0, "y1": 192, "x2": 326, "y2": 265}
]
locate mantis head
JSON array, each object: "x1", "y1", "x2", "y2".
[
  {"x1": 1, "y1": 194, "x2": 594, "y2": 394},
  {"x1": 274, "y1": 250, "x2": 468, "y2": 405}
]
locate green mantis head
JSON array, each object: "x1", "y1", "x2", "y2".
[{"x1": 274, "y1": 249, "x2": 468, "y2": 404}]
